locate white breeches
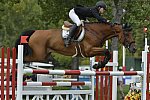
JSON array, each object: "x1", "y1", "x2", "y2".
[{"x1": 69, "y1": 9, "x2": 82, "y2": 26}]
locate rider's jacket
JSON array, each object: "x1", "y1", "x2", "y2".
[{"x1": 74, "y1": 6, "x2": 107, "y2": 23}]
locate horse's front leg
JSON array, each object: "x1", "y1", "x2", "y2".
[
  {"x1": 88, "y1": 47, "x2": 105, "y2": 56},
  {"x1": 89, "y1": 47, "x2": 111, "y2": 69}
]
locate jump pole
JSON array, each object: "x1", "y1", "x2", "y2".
[
  {"x1": 90, "y1": 57, "x2": 95, "y2": 100},
  {"x1": 16, "y1": 45, "x2": 147, "y2": 100},
  {"x1": 1, "y1": 48, "x2": 5, "y2": 100},
  {"x1": 0, "y1": 47, "x2": 16, "y2": 100},
  {"x1": 16, "y1": 45, "x2": 24, "y2": 100},
  {"x1": 123, "y1": 46, "x2": 126, "y2": 69},
  {"x1": 142, "y1": 51, "x2": 147, "y2": 100},
  {"x1": 112, "y1": 50, "x2": 118, "y2": 100}
]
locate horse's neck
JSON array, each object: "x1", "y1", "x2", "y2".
[{"x1": 85, "y1": 23, "x2": 117, "y2": 40}]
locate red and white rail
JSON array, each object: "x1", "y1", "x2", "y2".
[
  {"x1": 23, "y1": 81, "x2": 91, "y2": 86},
  {"x1": 1, "y1": 81, "x2": 91, "y2": 87},
  {"x1": 24, "y1": 69, "x2": 144, "y2": 76}
]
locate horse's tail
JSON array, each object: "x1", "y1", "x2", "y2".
[{"x1": 15, "y1": 30, "x2": 35, "y2": 59}]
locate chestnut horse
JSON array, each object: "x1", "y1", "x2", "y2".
[{"x1": 15, "y1": 22, "x2": 136, "y2": 68}]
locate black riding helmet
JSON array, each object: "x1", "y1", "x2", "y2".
[{"x1": 96, "y1": 1, "x2": 107, "y2": 10}]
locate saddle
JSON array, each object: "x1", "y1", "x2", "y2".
[
  {"x1": 62, "y1": 21, "x2": 73, "y2": 31},
  {"x1": 61, "y1": 21, "x2": 85, "y2": 41},
  {"x1": 64, "y1": 21, "x2": 73, "y2": 27}
]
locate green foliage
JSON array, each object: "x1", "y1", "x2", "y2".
[
  {"x1": 38, "y1": 0, "x2": 99, "y2": 28},
  {"x1": 123, "y1": 1, "x2": 149, "y2": 46},
  {"x1": 0, "y1": 0, "x2": 43, "y2": 47},
  {"x1": 51, "y1": 53, "x2": 72, "y2": 68}
]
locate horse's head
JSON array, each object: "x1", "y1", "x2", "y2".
[{"x1": 112, "y1": 23, "x2": 136, "y2": 53}]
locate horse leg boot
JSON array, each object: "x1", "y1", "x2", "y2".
[
  {"x1": 98, "y1": 50, "x2": 111, "y2": 68},
  {"x1": 64, "y1": 24, "x2": 78, "y2": 47},
  {"x1": 93, "y1": 50, "x2": 111, "y2": 69}
]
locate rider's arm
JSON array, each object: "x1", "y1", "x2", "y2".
[{"x1": 91, "y1": 8, "x2": 107, "y2": 23}]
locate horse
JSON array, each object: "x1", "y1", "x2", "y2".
[{"x1": 15, "y1": 22, "x2": 136, "y2": 69}]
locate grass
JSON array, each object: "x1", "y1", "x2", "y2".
[{"x1": 117, "y1": 85, "x2": 130, "y2": 100}]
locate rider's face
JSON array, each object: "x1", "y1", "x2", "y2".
[{"x1": 98, "y1": 7, "x2": 105, "y2": 14}]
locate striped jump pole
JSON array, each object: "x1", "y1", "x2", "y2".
[
  {"x1": 23, "y1": 69, "x2": 144, "y2": 76},
  {"x1": 1, "y1": 81, "x2": 91, "y2": 87},
  {"x1": 23, "y1": 81, "x2": 91, "y2": 86}
]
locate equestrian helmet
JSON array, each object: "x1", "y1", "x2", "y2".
[{"x1": 96, "y1": 1, "x2": 107, "y2": 10}]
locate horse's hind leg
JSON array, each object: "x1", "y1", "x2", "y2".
[
  {"x1": 24, "y1": 47, "x2": 47, "y2": 62},
  {"x1": 45, "y1": 53, "x2": 60, "y2": 67}
]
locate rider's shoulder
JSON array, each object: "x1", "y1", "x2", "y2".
[
  {"x1": 89, "y1": 6, "x2": 98, "y2": 11},
  {"x1": 76, "y1": 4, "x2": 85, "y2": 7}
]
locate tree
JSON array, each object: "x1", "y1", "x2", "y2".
[{"x1": 0, "y1": 0, "x2": 43, "y2": 47}]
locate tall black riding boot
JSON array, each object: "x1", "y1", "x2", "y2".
[{"x1": 64, "y1": 24, "x2": 78, "y2": 47}]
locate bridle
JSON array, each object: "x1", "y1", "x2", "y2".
[
  {"x1": 111, "y1": 24, "x2": 135, "y2": 49},
  {"x1": 122, "y1": 30, "x2": 135, "y2": 48}
]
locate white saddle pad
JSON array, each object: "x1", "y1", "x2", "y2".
[{"x1": 61, "y1": 25, "x2": 85, "y2": 42}]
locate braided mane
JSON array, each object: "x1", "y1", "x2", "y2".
[{"x1": 84, "y1": 21, "x2": 110, "y2": 25}]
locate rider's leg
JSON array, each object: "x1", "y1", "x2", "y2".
[
  {"x1": 64, "y1": 9, "x2": 81, "y2": 47},
  {"x1": 64, "y1": 24, "x2": 78, "y2": 46},
  {"x1": 69, "y1": 9, "x2": 82, "y2": 26}
]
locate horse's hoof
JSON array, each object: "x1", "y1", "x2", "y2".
[
  {"x1": 93, "y1": 62, "x2": 106, "y2": 69},
  {"x1": 93, "y1": 64, "x2": 99, "y2": 69},
  {"x1": 97, "y1": 61, "x2": 106, "y2": 68}
]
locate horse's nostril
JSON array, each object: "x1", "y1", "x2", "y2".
[{"x1": 133, "y1": 48, "x2": 137, "y2": 53}]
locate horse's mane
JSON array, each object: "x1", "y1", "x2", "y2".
[
  {"x1": 84, "y1": 21, "x2": 111, "y2": 26},
  {"x1": 15, "y1": 30, "x2": 35, "y2": 58}
]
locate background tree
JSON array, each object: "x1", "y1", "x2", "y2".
[{"x1": 0, "y1": 0, "x2": 43, "y2": 47}]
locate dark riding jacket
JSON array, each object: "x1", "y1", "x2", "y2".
[{"x1": 74, "y1": 6, "x2": 107, "y2": 23}]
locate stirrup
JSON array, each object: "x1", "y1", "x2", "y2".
[{"x1": 64, "y1": 38, "x2": 71, "y2": 47}]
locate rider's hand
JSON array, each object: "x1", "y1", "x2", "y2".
[
  {"x1": 107, "y1": 20, "x2": 110, "y2": 22},
  {"x1": 85, "y1": 19, "x2": 89, "y2": 22},
  {"x1": 106, "y1": 20, "x2": 113, "y2": 26}
]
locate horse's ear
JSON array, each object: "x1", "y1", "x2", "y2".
[
  {"x1": 123, "y1": 23, "x2": 128, "y2": 29},
  {"x1": 123, "y1": 23, "x2": 132, "y2": 32}
]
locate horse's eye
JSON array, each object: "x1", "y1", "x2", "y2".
[{"x1": 124, "y1": 31, "x2": 129, "y2": 35}]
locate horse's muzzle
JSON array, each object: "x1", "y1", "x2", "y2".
[
  {"x1": 129, "y1": 43, "x2": 137, "y2": 53},
  {"x1": 130, "y1": 47, "x2": 137, "y2": 53}
]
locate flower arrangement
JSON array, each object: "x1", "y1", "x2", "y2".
[{"x1": 124, "y1": 82, "x2": 141, "y2": 100}]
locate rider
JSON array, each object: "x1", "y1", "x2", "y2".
[{"x1": 64, "y1": 1, "x2": 109, "y2": 47}]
